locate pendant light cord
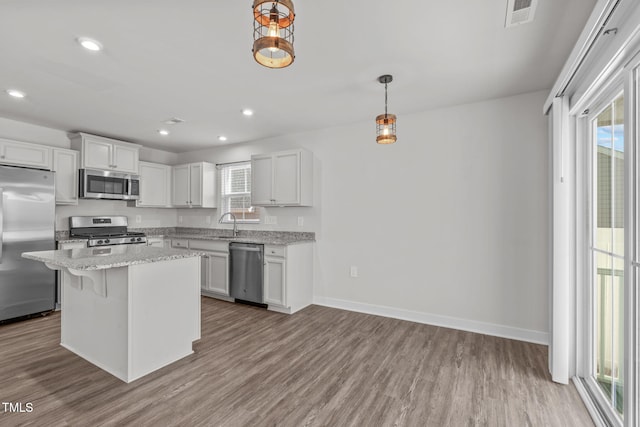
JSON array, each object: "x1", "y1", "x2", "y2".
[{"x1": 384, "y1": 82, "x2": 388, "y2": 118}]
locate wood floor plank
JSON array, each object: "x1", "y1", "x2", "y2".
[{"x1": 0, "y1": 298, "x2": 593, "y2": 426}]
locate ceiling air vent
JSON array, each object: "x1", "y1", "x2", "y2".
[
  {"x1": 163, "y1": 117, "x2": 185, "y2": 125},
  {"x1": 505, "y1": 0, "x2": 538, "y2": 28}
]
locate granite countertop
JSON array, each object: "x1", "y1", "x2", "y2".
[
  {"x1": 22, "y1": 245, "x2": 204, "y2": 271},
  {"x1": 166, "y1": 233, "x2": 314, "y2": 245}
]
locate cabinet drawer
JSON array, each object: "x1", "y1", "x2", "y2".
[
  {"x1": 189, "y1": 240, "x2": 229, "y2": 252},
  {"x1": 265, "y1": 245, "x2": 286, "y2": 257},
  {"x1": 58, "y1": 241, "x2": 87, "y2": 250},
  {"x1": 171, "y1": 239, "x2": 189, "y2": 249}
]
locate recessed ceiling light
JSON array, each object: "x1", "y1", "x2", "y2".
[
  {"x1": 158, "y1": 129, "x2": 170, "y2": 136},
  {"x1": 77, "y1": 37, "x2": 103, "y2": 52},
  {"x1": 218, "y1": 136, "x2": 228, "y2": 142},
  {"x1": 6, "y1": 89, "x2": 25, "y2": 99},
  {"x1": 242, "y1": 109, "x2": 254, "y2": 116}
]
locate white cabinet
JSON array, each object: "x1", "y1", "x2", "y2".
[
  {"x1": 264, "y1": 255, "x2": 286, "y2": 307},
  {"x1": 52, "y1": 148, "x2": 78, "y2": 205},
  {"x1": 70, "y1": 132, "x2": 140, "y2": 174},
  {"x1": 0, "y1": 137, "x2": 52, "y2": 170},
  {"x1": 202, "y1": 252, "x2": 229, "y2": 296},
  {"x1": 171, "y1": 162, "x2": 216, "y2": 208},
  {"x1": 189, "y1": 240, "x2": 230, "y2": 299},
  {"x1": 146, "y1": 237, "x2": 166, "y2": 247},
  {"x1": 251, "y1": 149, "x2": 312, "y2": 206},
  {"x1": 136, "y1": 161, "x2": 171, "y2": 207},
  {"x1": 171, "y1": 239, "x2": 189, "y2": 249},
  {"x1": 263, "y1": 243, "x2": 313, "y2": 314}
]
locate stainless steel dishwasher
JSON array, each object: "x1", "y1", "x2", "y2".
[{"x1": 229, "y1": 242, "x2": 265, "y2": 305}]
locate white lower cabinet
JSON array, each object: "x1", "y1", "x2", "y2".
[
  {"x1": 202, "y1": 252, "x2": 229, "y2": 296},
  {"x1": 146, "y1": 237, "x2": 166, "y2": 247},
  {"x1": 263, "y1": 243, "x2": 313, "y2": 314},
  {"x1": 264, "y1": 255, "x2": 286, "y2": 307},
  {"x1": 188, "y1": 240, "x2": 231, "y2": 300}
]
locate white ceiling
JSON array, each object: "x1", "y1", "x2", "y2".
[{"x1": 0, "y1": 0, "x2": 596, "y2": 153}]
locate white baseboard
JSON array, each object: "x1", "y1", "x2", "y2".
[{"x1": 312, "y1": 296, "x2": 549, "y2": 345}]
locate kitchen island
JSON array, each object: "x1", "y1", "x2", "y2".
[{"x1": 22, "y1": 245, "x2": 203, "y2": 383}]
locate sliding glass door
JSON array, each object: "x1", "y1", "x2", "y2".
[
  {"x1": 589, "y1": 93, "x2": 625, "y2": 421},
  {"x1": 581, "y1": 55, "x2": 640, "y2": 426}
]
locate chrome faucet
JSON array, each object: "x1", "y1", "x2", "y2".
[{"x1": 218, "y1": 212, "x2": 238, "y2": 237}]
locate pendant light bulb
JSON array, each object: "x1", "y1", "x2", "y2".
[{"x1": 267, "y1": 20, "x2": 280, "y2": 52}]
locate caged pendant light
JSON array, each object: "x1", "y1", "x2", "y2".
[
  {"x1": 376, "y1": 75, "x2": 397, "y2": 144},
  {"x1": 252, "y1": 0, "x2": 295, "y2": 69}
]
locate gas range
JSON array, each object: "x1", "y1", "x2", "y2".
[{"x1": 69, "y1": 216, "x2": 147, "y2": 247}]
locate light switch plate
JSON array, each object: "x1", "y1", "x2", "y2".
[{"x1": 350, "y1": 266, "x2": 358, "y2": 278}]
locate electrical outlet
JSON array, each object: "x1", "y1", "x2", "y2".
[
  {"x1": 297, "y1": 216, "x2": 304, "y2": 227},
  {"x1": 266, "y1": 216, "x2": 278, "y2": 225},
  {"x1": 350, "y1": 266, "x2": 358, "y2": 278},
  {"x1": 206, "y1": 216, "x2": 211, "y2": 224},
  {"x1": 178, "y1": 215, "x2": 183, "y2": 224},
  {"x1": 135, "y1": 215, "x2": 141, "y2": 224}
]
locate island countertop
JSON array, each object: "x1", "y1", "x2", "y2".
[{"x1": 22, "y1": 245, "x2": 204, "y2": 271}]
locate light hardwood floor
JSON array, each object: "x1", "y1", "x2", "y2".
[{"x1": 0, "y1": 297, "x2": 593, "y2": 426}]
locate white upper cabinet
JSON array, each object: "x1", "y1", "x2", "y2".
[
  {"x1": 0, "y1": 137, "x2": 52, "y2": 170},
  {"x1": 251, "y1": 148, "x2": 312, "y2": 206},
  {"x1": 136, "y1": 161, "x2": 171, "y2": 208},
  {"x1": 171, "y1": 162, "x2": 216, "y2": 208},
  {"x1": 52, "y1": 148, "x2": 78, "y2": 205},
  {"x1": 70, "y1": 132, "x2": 140, "y2": 174}
]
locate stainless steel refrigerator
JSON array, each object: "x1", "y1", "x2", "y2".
[{"x1": 0, "y1": 165, "x2": 56, "y2": 322}]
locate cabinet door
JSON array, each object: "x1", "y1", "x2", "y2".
[
  {"x1": 273, "y1": 151, "x2": 300, "y2": 205},
  {"x1": 264, "y1": 256, "x2": 286, "y2": 307},
  {"x1": 138, "y1": 162, "x2": 169, "y2": 207},
  {"x1": 112, "y1": 144, "x2": 139, "y2": 174},
  {"x1": 0, "y1": 139, "x2": 52, "y2": 170},
  {"x1": 189, "y1": 163, "x2": 203, "y2": 206},
  {"x1": 201, "y1": 256, "x2": 210, "y2": 291},
  {"x1": 82, "y1": 137, "x2": 112, "y2": 170},
  {"x1": 52, "y1": 149, "x2": 78, "y2": 205},
  {"x1": 251, "y1": 154, "x2": 273, "y2": 205},
  {"x1": 206, "y1": 252, "x2": 229, "y2": 296},
  {"x1": 172, "y1": 165, "x2": 191, "y2": 207}
]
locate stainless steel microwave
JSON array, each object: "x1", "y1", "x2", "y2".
[{"x1": 79, "y1": 168, "x2": 140, "y2": 200}]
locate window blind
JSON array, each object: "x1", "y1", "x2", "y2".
[{"x1": 219, "y1": 161, "x2": 259, "y2": 222}]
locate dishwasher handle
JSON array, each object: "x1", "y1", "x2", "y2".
[{"x1": 229, "y1": 245, "x2": 262, "y2": 252}]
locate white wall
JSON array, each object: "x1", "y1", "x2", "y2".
[
  {"x1": 178, "y1": 90, "x2": 551, "y2": 343},
  {"x1": 0, "y1": 117, "x2": 70, "y2": 147}
]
